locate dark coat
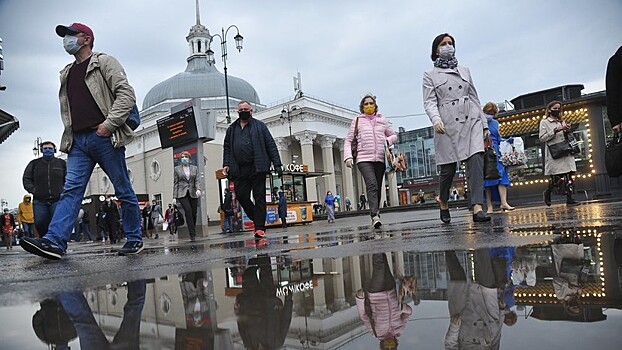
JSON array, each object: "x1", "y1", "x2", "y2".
[
  {"x1": 223, "y1": 118, "x2": 282, "y2": 179},
  {"x1": 22, "y1": 157, "x2": 67, "y2": 202},
  {"x1": 278, "y1": 192, "x2": 287, "y2": 218},
  {"x1": 606, "y1": 46, "x2": 622, "y2": 126},
  {"x1": 223, "y1": 191, "x2": 234, "y2": 217}
]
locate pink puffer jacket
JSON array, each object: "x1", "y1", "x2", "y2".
[
  {"x1": 343, "y1": 113, "x2": 398, "y2": 163},
  {"x1": 355, "y1": 289, "x2": 412, "y2": 340}
]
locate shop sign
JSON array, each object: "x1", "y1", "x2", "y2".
[
  {"x1": 282, "y1": 164, "x2": 308, "y2": 173},
  {"x1": 276, "y1": 280, "x2": 314, "y2": 297}
]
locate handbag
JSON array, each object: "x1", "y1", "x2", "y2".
[
  {"x1": 351, "y1": 117, "x2": 360, "y2": 161},
  {"x1": 548, "y1": 132, "x2": 578, "y2": 160},
  {"x1": 483, "y1": 138, "x2": 500, "y2": 180},
  {"x1": 605, "y1": 133, "x2": 622, "y2": 177}
]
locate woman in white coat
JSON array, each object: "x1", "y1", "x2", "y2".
[
  {"x1": 539, "y1": 101, "x2": 579, "y2": 206},
  {"x1": 423, "y1": 33, "x2": 490, "y2": 223}
]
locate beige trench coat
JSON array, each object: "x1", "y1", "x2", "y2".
[
  {"x1": 423, "y1": 66, "x2": 488, "y2": 165},
  {"x1": 539, "y1": 117, "x2": 577, "y2": 176}
]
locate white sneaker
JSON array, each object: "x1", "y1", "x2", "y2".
[{"x1": 372, "y1": 215, "x2": 382, "y2": 229}]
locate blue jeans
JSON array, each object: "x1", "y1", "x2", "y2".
[
  {"x1": 57, "y1": 279, "x2": 146, "y2": 349},
  {"x1": 21, "y1": 222, "x2": 34, "y2": 238},
  {"x1": 223, "y1": 216, "x2": 233, "y2": 232},
  {"x1": 44, "y1": 131, "x2": 141, "y2": 251},
  {"x1": 33, "y1": 199, "x2": 58, "y2": 236}
]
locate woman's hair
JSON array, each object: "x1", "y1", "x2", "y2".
[
  {"x1": 431, "y1": 33, "x2": 455, "y2": 61},
  {"x1": 379, "y1": 337, "x2": 398, "y2": 350},
  {"x1": 179, "y1": 151, "x2": 192, "y2": 159},
  {"x1": 545, "y1": 100, "x2": 563, "y2": 118},
  {"x1": 327, "y1": 191, "x2": 332, "y2": 195},
  {"x1": 483, "y1": 102, "x2": 499, "y2": 116},
  {"x1": 359, "y1": 94, "x2": 378, "y2": 114}
]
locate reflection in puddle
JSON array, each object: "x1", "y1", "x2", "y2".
[{"x1": 3, "y1": 230, "x2": 622, "y2": 349}]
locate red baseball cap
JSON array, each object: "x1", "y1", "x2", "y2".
[{"x1": 55, "y1": 23, "x2": 94, "y2": 43}]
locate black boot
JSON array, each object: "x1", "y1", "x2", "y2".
[
  {"x1": 565, "y1": 176, "x2": 580, "y2": 206},
  {"x1": 440, "y1": 209, "x2": 451, "y2": 223},
  {"x1": 544, "y1": 178, "x2": 553, "y2": 206}
]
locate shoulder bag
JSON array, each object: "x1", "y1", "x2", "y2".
[
  {"x1": 484, "y1": 137, "x2": 500, "y2": 180},
  {"x1": 97, "y1": 58, "x2": 141, "y2": 130},
  {"x1": 548, "y1": 132, "x2": 579, "y2": 159},
  {"x1": 351, "y1": 117, "x2": 360, "y2": 161},
  {"x1": 605, "y1": 133, "x2": 622, "y2": 177}
]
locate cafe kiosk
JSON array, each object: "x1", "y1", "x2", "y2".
[{"x1": 215, "y1": 163, "x2": 326, "y2": 229}]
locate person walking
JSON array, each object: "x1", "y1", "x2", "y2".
[
  {"x1": 345, "y1": 197, "x2": 352, "y2": 211},
  {"x1": 423, "y1": 33, "x2": 491, "y2": 224},
  {"x1": 74, "y1": 207, "x2": 93, "y2": 242},
  {"x1": 21, "y1": 23, "x2": 143, "y2": 259},
  {"x1": 539, "y1": 101, "x2": 580, "y2": 206},
  {"x1": 141, "y1": 202, "x2": 153, "y2": 239},
  {"x1": 482, "y1": 102, "x2": 515, "y2": 213},
  {"x1": 359, "y1": 193, "x2": 367, "y2": 210},
  {"x1": 2, "y1": 208, "x2": 16, "y2": 250},
  {"x1": 278, "y1": 190, "x2": 288, "y2": 228},
  {"x1": 607, "y1": 46, "x2": 622, "y2": 132},
  {"x1": 173, "y1": 151, "x2": 202, "y2": 241},
  {"x1": 149, "y1": 199, "x2": 161, "y2": 240},
  {"x1": 22, "y1": 141, "x2": 67, "y2": 237},
  {"x1": 222, "y1": 189, "x2": 234, "y2": 233},
  {"x1": 101, "y1": 196, "x2": 121, "y2": 244},
  {"x1": 164, "y1": 204, "x2": 177, "y2": 236},
  {"x1": 344, "y1": 95, "x2": 397, "y2": 229},
  {"x1": 17, "y1": 195, "x2": 35, "y2": 239},
  {"x1": 222, "y1": 101, "x2": 283, "y2": 239},
  {"x1": 324, "y1": 191, "x2": 336, "y2": 223}
]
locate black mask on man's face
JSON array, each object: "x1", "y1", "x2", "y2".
[{"x1": 238, "y1": 111, "x2": 252, "y2": 120}]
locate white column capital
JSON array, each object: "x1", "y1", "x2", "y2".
[
  {"x1": 274, "y1": 137, "x2": 291, "y2": 151},
  {"x1": 319, "y1": 135, "x2": 337, "y2": 149},
  {"x1": 294, "y1": 131, "x2": 317, "y2": 146}
]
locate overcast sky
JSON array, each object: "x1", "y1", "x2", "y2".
[{"x1": 0, "y1": 0, "x2": 620, "y2": 207}]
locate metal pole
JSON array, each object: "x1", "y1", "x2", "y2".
[{"x1": 222, "y1": 28, "x2": 231, "y2": 124}]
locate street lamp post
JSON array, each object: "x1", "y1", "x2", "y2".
[
  {"x1": 207, "y1": 26, "x2": 244, "y2": 124},
  {"x1": 280, "y1": 105, "x2": 301, "y2": 139},
  {"x1": 32, "y1": 137, "x2": 42, "y2": 157}
]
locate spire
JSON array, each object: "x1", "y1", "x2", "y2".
[
  {"x1": 186, "y1": 0, "x2": 211, "y2": 59},
  {"x1": 195, "y1": 0, "x2": 201, "y2": 26}
]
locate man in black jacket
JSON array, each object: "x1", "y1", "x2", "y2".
[
  {"x1": 607, "y1": 46, "x2": 622, "y2": 132},
  {"x1": 22, "y1": 141, "x2": 67, "y2": 236},
  {"x1": 222, "y1": 101, "x2": 282, "y2": 239}
]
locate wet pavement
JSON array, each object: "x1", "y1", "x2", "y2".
[{"x1": 1, "y1": 201, "x2": 621, "y2": 349}]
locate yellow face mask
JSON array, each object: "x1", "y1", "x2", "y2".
[{"x1": 363, "y1": 105, "x2": 376, "y2": 115}]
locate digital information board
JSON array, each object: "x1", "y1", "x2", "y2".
[{"x1": 157, "y1": 106, "x2": 199, "y2": 149}]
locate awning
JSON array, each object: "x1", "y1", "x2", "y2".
[{"x1": 0, "y1": 108, "x2": 19, "y2": 144}]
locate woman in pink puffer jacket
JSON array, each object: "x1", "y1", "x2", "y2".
[{"x1": 344, "y1": 95, "x2": 398, "y2": 229}]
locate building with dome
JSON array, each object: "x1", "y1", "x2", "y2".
[{"x1": 82, "y1": 2, "x2": 396, "y2": 236}]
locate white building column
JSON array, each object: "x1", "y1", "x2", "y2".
[
  {"x1": 295, "y1": 131, "x2": 317, "y2": 202},
  {"x1": 331, "y1": 257, "x2": 349, "y2": 310},
  {"x1": 350, "y1": 255, "x2": 362, "y2": 292},
  {"x1": 311, "y1": 258, "x2": 331, "y2": 318},
  {"x1": 320, "y1": 135, "x2": 337, "y2": 196},
  {"x1": 338, "y1": 141, "x2": 356, "y2": 209},
  {"x1": 274, "y1": 137, "x2": 291, "y2": 166},
  {"x1": 387, "y1": 172, "x2": 399, "y2": 206}
]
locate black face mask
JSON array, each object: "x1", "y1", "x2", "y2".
[
  {"x1": 238, "y1": 111, "x2": 252, "y2": 120},
  {"x1": 550, "y1": 109, "x2": 561, "y2": 118}
]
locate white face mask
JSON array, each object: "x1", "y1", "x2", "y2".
[
  {"x1": 438, "y1": 45, "x2": 455, "y2": 59},
  {"x1": 63, "y1": 35, "x2": 83, "y2": 55}
]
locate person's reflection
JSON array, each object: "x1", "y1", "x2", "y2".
[
  {"x1": 355, "y1": 253, "x2": 415, "y2": 350},
  {"x1": 235, "y1": 254, "x2": 293, "y2": 350},
  {"x1": 444, "y1": 250, "x2": 516, "y2": 350},
  {"x1": 56, "y1": 279, "x2": 147, "y2": 350},
  {"x1": 32, "y1": 299, "x2": 77, "y2": 349},
  {"x1": 551, "y1": 235, "x2": 590, "y2": 317}
]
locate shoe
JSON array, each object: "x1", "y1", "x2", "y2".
[
  {"x1": 440, "y1": 209, "x2": 451, "y2": 223},
  {"x1": 543, "y1": 190, "x2": 551, "y2": 207},
  {"x1": 254, "y1": 230, "x2": 266, "y2": 239},
  {"x1": 20, "y1": 237, "x2": 64, "y2": 260},
  {"x1": 190, "y1": 235, "x2": 196, "y2": 242},
  {"x1": 566, "y1": 199, "x2": 580, "y2": 206},
  {"x1": 155, "y1": 234, "x2": 159, "y2": 239},
  {"x1": 117, "y1": 241, "x2": 144, "y2": 256},
  {"x1": 473, "y1": 211, "x2": 491, "y2": 222},
  {"x1": 86, "y1": 240, "x2": 93, "y2": 243},
  {"x1": 255, "y1": 238, "x2": 268, "y2": 247},
  {"x1": 500, "y1": 205, "x2": 515, "y2": 211},
  {"x1": 372, "y1": 215, "x2": 382, "y2": 229}
]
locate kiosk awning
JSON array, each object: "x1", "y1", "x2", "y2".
[{"x1": 0, "y1": 109, "x2": 19, "y2": 144}]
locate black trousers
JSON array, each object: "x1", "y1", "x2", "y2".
[
  {"x1": 439, "y1": 153, "x2": 484, "y2": 207},
  {"x1": 357, "y1": 162, "x2": 386, "y2": 218},
  {"x1": 178, "y1": 193, "x2": 198, "y2": 237},
  {"x1": 234, "y1": 165, "x2": 267, "y2": 231},
  {"x1": 367, "y1": 253, "x2": 396, "y2": 293}
]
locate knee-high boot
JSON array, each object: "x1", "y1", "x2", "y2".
[
  {"x1": 543, "y1": 176, "x2": 554, "y2": 206},
  {"x1": 565, "y1": 174, "x2": 579, "y2": 206}
]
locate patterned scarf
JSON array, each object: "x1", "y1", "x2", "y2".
[{"x1": 434, "y1": 56, "x2": 458, "y2": 69}]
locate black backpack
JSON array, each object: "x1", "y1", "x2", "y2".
[{"x1": 174, "y1": 211, "x2": 185, "y2": 226}]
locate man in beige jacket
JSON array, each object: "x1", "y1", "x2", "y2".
[{"x1": 21, "y1": 23, "x2": 143, "y2": 259}]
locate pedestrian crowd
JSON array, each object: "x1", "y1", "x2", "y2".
[{"x1": 7, "y1": 23, "x2": 620, "y2": 261}]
